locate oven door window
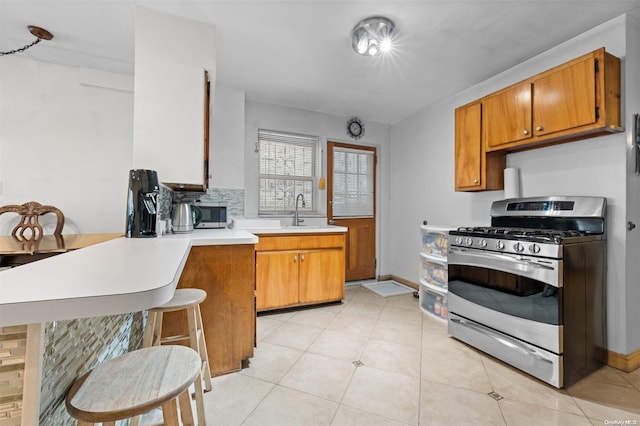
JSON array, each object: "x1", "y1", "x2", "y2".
[{"x1": 448, "y1": 265, "x2": 561, "y2": 325}]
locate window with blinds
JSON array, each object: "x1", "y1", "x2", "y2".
[
  {"x1": 258, "y1": 129, "x2": 318, "y2": 214},
  {"x1": 332, "y1": 147, "x2": 374, "y2": 217}
]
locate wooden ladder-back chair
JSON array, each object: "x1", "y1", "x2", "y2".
[{"x1": 0, "y1": 201, "x2": 65, "y2": 241}]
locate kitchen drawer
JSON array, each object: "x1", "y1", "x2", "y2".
[
  {"x1": 420, "y1": 288, "x2": 448, "y2": 320},
  {"x1": 421, "y1": 258, "x2": 448, "y2": 290},
  {"x1": 255, "y1": 234, "x2": 345, "y2": 251},
  {"x1": 420, "y1": 226, "x2": 449, "y2": 259}
]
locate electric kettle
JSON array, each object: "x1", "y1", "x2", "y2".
[{"x1": 171, "y1": 201, "x2": 202, "y2": 233}]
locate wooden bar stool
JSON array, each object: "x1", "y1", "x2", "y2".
[
  {"x1": 143, "y1": 288, "x2": 212, "y2": 424},
  {"x1": 65, "y1": 346, "x2": 200, "y2": 425}
]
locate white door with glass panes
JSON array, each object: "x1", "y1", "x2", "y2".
[{"x1": 328, "y1": 142, "x2": 376, "y2": 281}]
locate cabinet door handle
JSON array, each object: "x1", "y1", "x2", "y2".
[
  {"x1": 294, "y1": 255, "x2": 298, "y2": 262},
  {"x1": 522, "y1": 129, "x2": 529, "y2": 135},
  {"x1": 301, "y1": 255, "x2": 305, "y2": 262},
  {"x1": 473, "y1": 179, "x2": 479, "y2": 184},
  {"x1": 536, "y1": 125, "x2": 544, "y2": 132}
]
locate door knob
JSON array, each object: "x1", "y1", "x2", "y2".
[{"x1": 628, "y1": 221, "x2": 636, "y2": 231}]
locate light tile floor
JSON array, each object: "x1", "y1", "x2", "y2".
[{"x1": 202, "y1": 285, "x2": 640, "y2": 426}]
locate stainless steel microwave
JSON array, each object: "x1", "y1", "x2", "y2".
[{"x1": 192, "y1": 203, "x2": 227, "y2": 229}]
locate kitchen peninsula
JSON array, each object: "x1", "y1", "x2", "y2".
[
  {"x1": 0, "y1": 229, "x2": 258, "y2": 425},
  {"x1": 0, "y1": 229, "x2": 258, "y2": 326},
  {"x1": 0, "y1": 225, "x2": 349, "y2": 424}
]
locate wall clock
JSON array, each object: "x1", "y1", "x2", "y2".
[{"x1": 347, "y1": 117, "x2": 365, "y2": 140}]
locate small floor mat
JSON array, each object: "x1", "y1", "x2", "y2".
[{"x1": 362, "y1": 280, "x2": 414, "y2": 297}]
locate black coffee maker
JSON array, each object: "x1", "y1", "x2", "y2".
[{"x1": 125, "y1": 169, "x2": 160, "y2": 238}]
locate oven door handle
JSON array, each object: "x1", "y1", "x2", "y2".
[
  {"x1": 449, "y1": 247, "x2": 552, "y2": 268},
  {"x1": 448, "y1": 247, "x2": 556, "y2": 271},
  {"x1": 517, "y1": 258, "x2": 555, "y2": 270},
  {"x1": 450, "y1": 317, "x2": 553, "y2": 365},
  {"x1": 448, "y1": 247, "x2": 560, "y2": 287}
]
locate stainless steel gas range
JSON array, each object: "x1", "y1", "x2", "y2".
[{"x1": 447, "y1": 196, "x2": 607, "y2": 388}]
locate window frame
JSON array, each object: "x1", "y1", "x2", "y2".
[{"x1": 257, "y1": 129, "x2": 320, "y2": 216}]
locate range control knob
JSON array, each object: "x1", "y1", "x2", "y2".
[
  {"x1": 529, "y1": 244, "x2": 541, "y2": 254},
  {"x1": 464, "y1": 237, "x2": 473, "y2": 247},
  {"x1": 455, "y1": 236, "x2": 463, "y2": 245},
  {"x1": 513, "y1": 242, "x2": 525, "y2": 253},
  {"x1": 479, "y1": 239, "x2": 488, "y2": 248},
  {"x1": 496, "y1": 240, "x2": 505, "y2": 250}
]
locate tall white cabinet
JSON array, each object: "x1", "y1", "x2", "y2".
[
  {"x1": 133, "y1": 6, "x2": 216, "y2": 191},
  {"x1": 419, "y1": 224, "x2": 451, "y2": 320}
]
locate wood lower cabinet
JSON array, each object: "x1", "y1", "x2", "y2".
[
  {"x1": 455, "y1": 101, "x2": 505, "y2": 191},
  {"x1": 161, "y1": 244, "x2": 255, "y2": 377},
  {"x1": 256, "y1": 251, "x2": 299, "y2": 309},
  {"x1": 255, "y1": 233, "x2": 346, "y2": 311},
  {"x1": 299, "y1": 249, "x2": 345, "y2": 303}
]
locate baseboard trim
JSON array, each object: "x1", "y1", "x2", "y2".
[
  {"x1": 388, "y1": 275, "x2": 419, "y2": 291},
  {"x1": 608, "y1": 348, "x2": 640, "y2": 372}
]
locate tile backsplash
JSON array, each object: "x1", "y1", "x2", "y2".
[
  {"x1": 158, "y1": 186, "x2": 245, "y2": 225},
  {"x1": 197, "y1": 188, "x2": 244, "y2": 221},
  {"x1": 157, "y1": 184, "x2": 173, "y2": 221}
]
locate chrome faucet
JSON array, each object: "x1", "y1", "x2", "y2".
[{"x1": 294, "y1": 193, "x2": 306, "y2": 226}]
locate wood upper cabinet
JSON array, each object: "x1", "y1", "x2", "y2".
[
  {"x1": 455, "y1": 47, "x2": 621, "y2": 192},
  {"x1": 455, "y1": 101, "x2": 505, "y2": 191},
  {"x1": 455, "y1": 102, "x2": 482, "y2": 190},
  {"x1": 255, "y1": 233, "x2": 346, "y2": 311},
  {"x1": 483, "y1": 47, "x2": 621, "y2": 153},
  {"x1": 532, "y1": 55, "x2": 596, "y2": 136},
  {"x1": 484, "y1": 83, "x2": 533, "y2": 150}
]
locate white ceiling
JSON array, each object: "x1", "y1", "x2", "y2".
[{"x1": 1, "y1": 1, "x2": 639, "y2": 124}]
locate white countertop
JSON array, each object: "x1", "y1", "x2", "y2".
[
  {"x1": 0, "y1": 229, "x2": 258, "y2": 327},
  {"x1": 239, "y1": 225, "x2": 348, "y2": 234}
]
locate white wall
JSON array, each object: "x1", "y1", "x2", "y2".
[
  {"x1": 388, "y1": 14, "x2": 637, "y2": 355},
  {"x1": 210, "y1": 86, "x2": 245, "y2": 189},
  {"x1": 244, "y1": 100, "x2": 392, "y2": 275},
  {"x1": 0, "y1": 56, "x2": 133, "y2": 234}
]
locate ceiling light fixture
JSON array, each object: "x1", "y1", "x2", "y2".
[
  {"x1": 351, "y1": 16, "x2": 395, "y2": 57},
  {"x1": 1, "y1": 25, "x2": 54, "y2": 56}
]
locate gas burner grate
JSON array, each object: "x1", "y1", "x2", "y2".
[{"x1": 454, "y1": 226, "x2": 587, "y2": 242}]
